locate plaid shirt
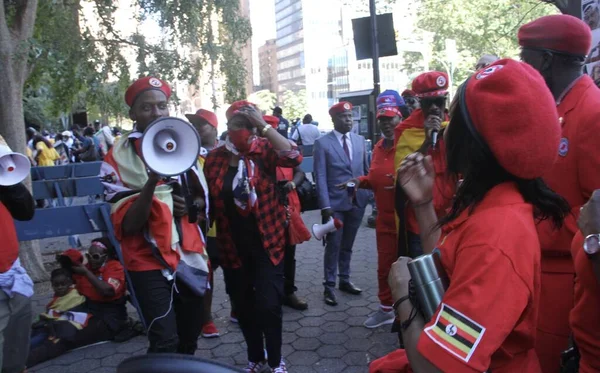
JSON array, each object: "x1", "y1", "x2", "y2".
[{"x1": 204, "y1": 138, "x2": 302, "y2": 268}]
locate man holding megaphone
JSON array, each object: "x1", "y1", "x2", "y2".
[{"x1": 99, "y1": 76, "x2": 209, "y2": 355}]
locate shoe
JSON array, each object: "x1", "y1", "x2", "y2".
[
  {"x1": 324, "y1": 288, "x2": 338, "y2": 306},
  {"x1": 339, "y1": 282, "x2": 362, "y2": 295},
  {"x1": 230, "y1": 311, "x2": 239, "y2": 323},
  {"x1": 244, "y1": 360, "x2": 268, "y2": 373},
  {"x1": 201, "y1": 321, "x2": 220, "y2": 338},
  {"x1": 363, "y1": 309, "x2": 395, "y2": 329},
  {"x1": 272, "y1": 360, "x2": 288, "y2": 373},
  {"x1": 283, "y1": 294, "x2": 308, "y2": 311}
]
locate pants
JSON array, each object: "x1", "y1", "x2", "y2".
[
  {"x1": 535, "y1": 271, "x2": 574, "y2": 373},
  {"x1": 284, "y1": 245, "x2": 298, "y2": 295},
  {"x1": 323, "y1": 207, "x2": 366, "y2": 288},
  {"x1": 0, "y1": 293, "x2": 32, "y2": 373},
  {"x1": 223, "y1": 245, "x2": 284, "y2": 368},
  {"x1": 376, "y1": 230, "x2": 397, "y2": 308},
  {"x1": 129, "y1": 270, "x2": 204, "y2": 354}
]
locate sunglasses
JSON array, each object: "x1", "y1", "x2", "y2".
[
  {"x1": 88, "y1": 253, "x2": 107, "y2": 261},
  {"x1": 421, "y1": 97, "x2": 447, "y2": 108}
]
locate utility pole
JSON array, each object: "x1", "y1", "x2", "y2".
[{"x1": 369, "y1": 0, "x2": 380, "y2": 98}]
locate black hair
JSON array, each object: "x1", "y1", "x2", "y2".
[
  {"x1": 303, "y1": 114, "x2": 313, "y2": 124},
  {"x1": 439, "y1": 85, "x2": 570, "y2": 229},
  {"x1": 83, "y1": 127, "x2": 95, "y2": 137},
  {"x1": 51, "y1": 268, "x2": 72, "y2": 281},
  {"x1": 399, "y1": 106, "x2": 411, "y2": 119},
  {"x1": 91, "y1": 237, "x2": 117, "y2": 260}
]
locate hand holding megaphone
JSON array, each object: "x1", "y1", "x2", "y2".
[
  {"x1": 312, "y1": 217, "x2": 343, "y2": 241},
  {"x1": 0, "y1": 135, "x2": 30, "y2": 186}
]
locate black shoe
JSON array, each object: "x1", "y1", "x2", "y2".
[
  {"x1": 284, "y1": 294, "x2": 309, "y2": 310},
  {"x1": 324, "y1": 288, "x2": 338, "y2": 306},
  {"x1": 339, "y1": 282, "x2": 362, "y2": 295}
]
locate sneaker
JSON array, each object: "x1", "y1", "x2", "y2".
[
  {"x1": 230, "y1": 311, "x2": 239, "y2": 324},
  {"x1": 363, "y1": 309, "x2": 395, "y2": 329},
  {"x1": 201, "y1": 321, "x2": 220, "y2": 338},
  {"x1": 244, "y1": 360, "x2": 268, "y2": 373},
  {"x1": 272, "y1": 360, "x2": 288, "y2": 373}
]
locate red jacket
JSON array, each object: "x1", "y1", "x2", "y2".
[{"x1": 204, "y1": 139, "x2": 302, "y2": 268}]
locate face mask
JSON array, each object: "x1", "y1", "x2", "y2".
[{"x1": 228, "y1": 128, "x2": 253, "y2": 153}]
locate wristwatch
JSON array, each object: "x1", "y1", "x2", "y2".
[
  {"x1": 261, "y1": 124, "x2": 272, "y2": 136},
  {"x1": 290, "y1": 181, "x2": 296, "y2": 190},
  {"x1": 583, "y1": 234, "x2": 600, "y2": 256}
]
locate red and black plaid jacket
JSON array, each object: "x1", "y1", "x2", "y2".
[{"x1": 204, "y1": 138, "x2": 302, "y2": 268}]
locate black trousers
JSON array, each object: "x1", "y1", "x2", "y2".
[
  {"x1": 284, "y1": 244, "x2": 298, "y2": 295},
  {"x1": 224, "y1": 245, "x2": 284, "y2": 368},
  {"x1": 129, "y1": 270, "x2": 204, "y2": 354}
]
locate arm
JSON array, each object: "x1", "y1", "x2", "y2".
[
  {"x1": 291, "y1": 166, "x2": 305, "y2": 186},
  {"x1": 414, "y1": 202, "x2": 441, "y2": 255},
  {"x1": 120, "y1": 173, "x2": 161, "y2": 236},
  {"x1": 77, "y1": 266, "x2": 116, "y2": 298},
  {"x1": 313, "y1": 139, "x2": 330, "y2": 210},
  {"x1": 0, "y1": 183, "x2": 35, "y2": 221}
]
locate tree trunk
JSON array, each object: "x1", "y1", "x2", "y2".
[{"x1": 0, "y1": 1, "x2": 48, "y2": 282}]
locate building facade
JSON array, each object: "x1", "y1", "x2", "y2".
[{"x1": 258, "y1": 39, "x2": 278, "y2": 92}]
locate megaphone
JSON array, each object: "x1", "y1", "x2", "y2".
[
  {"x1": 312, "y1": 218, "x2": 343, "y2": 241},
  {"x1": 140, "y1": 117, "x2": 201, "y2": 177},
  {"x1": 0, "y1": 135, "x2": 30, "y2": 186}
]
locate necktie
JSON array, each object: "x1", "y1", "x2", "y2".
[{"x1": 342, "y1": 134, "x2": 350, "y2": 160}]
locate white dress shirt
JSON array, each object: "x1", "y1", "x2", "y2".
[
  {"x1": 292, "y1": 123, "x2": 322, "y2": 145},
  {"x1": 333, "y1": 130, "x2": 352, "y2": 161}
]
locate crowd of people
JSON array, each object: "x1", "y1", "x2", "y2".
[{"x1": 2, "y1": 12, "x2": 600, "y2": 373}]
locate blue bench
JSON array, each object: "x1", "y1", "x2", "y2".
[{"x1": 14, "y1": 162, "x2": 146, "y2": 327}]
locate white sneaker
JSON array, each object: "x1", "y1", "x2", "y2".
[
  {"x1": 244, "y1": 360, "x2": 268, "y2": 373},
  {"x1": 272, "y1": 360, "x2": 288, "y2": 373},
  {"x1": 363, "y1": 309, "x2": 395, "y2": 329}
]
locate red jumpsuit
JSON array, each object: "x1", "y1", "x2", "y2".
[
  {"x1": 535, "y1": 75, "x2": 600, "y2": 373},
  {"x1": 358, "y1": 139, "x2": 397, "y2": 307}
]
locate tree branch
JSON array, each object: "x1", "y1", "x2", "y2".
[
  {"x1": 10, "y1": 0, "x2": 38, "y2": 44},
  {"x1": 0, "y1": 2, "x2": 11, "y2": 51}
]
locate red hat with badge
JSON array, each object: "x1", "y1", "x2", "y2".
[
  {"x1": 329, "y1": 101, "x2": 353, "y2": 117},
  {"x1": 125, "y1": 76, "x2": 172, "y2": 107},
  {"x1": 518, "y1": 14, "x2": 592, "y2": 56},
  {"x1": 376, "y1": 107, "x2": 402, "y2": 119},
  {"x1": 262, "y1": 115, "x2": 280, "y2": 127},
  {"x1": 401, "y1": 89, "x2": 416, "y2": 97},
  {"x1": 412, "y1": 72, "x2": 449, "y2": 98},
  {"x1": 58, "y1": 249, "x2": 83, "y2": 266},
  {"x1": 226, "y1": 100, "x2": 257, "y2": 121},
  {"x1": 185, "y1": 109, "x2": 218, "y2": 129},
  {"x1": 461, "y1": 59, "x2": 560, "y2": 179}
]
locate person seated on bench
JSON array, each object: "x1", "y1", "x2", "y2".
[{"x1": 69, "y1": 238, "x2": 132, "y2": 341}]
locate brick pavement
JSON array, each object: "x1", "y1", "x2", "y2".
[{"x1": 29, "y1": 209, "x2": 399, "y2": 373}]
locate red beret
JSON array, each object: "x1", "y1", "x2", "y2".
[
  {"x1": 412, "y1": 72, "x2": 449, "y2": 98},
  {"x1": 262, "y1": 115, "x2": 279, "y2": 127},
  {"x1": 60, "y1": 249, "x2": 83, "y2": 265},
  {"x1": 329, "y1": 101, "x2": 353, "y2": 117},
  {"x1": 125, "y1": 77, "x2": 171, "y2": 107},
  {"x1": 463, "y1": 59, "x2": 560, "y2": 179},
  {"x1": 518, "y1": 15, "x2": 592, "y2": 56},
  {"x1": 185, "y1": 109, "x2": 218, "y2": 129},
  {"x1": 401, "y1": 89, "x2": 416, "y2": 97},
  {"x1": 226, "y1": 100, "x2": 257, "y2": 121}
]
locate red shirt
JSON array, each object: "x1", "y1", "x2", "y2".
[
  {"x1": 537, "y1": 75, "x2": 600, "y2": 273},
  {"x1": 204, "y1": 138, "x2": 302, "y2": 268},
  {"x1": 358, "y1": 138, "x2": 396, "y2": 233},
  {"x1": 0, "y1": 202, "x2": 19, "y2": 273},
  {"x1": 74, "y1": 259, "x2": 126, "y2": 302},
  {"x1": 417, "y1": 183, "x2": 541, "y2": 373},
  {"x1": 570, "y1": 232, "x2": 600, "y2": 373}
]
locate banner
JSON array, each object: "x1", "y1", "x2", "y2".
[{"x1": 583, "y1": 0, "x2": 600, "y2": 84}]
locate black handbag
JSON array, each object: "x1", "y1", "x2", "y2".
[{"x1": 296, "y1": 178, "x2": 319, "y2": 212}]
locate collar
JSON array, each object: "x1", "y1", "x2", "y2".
[
  {"x1": 556, "y1": 75, "x2": 586, "y2": 105},
  {"x1": 443, "y1": 182, "x2": 525, "y2": 231},
  {"x1": 333, "y1": 130, "x2": 350, "y2": 141},
  {"x1": 556, "y1": 75, "x2": 596, "y2": 116}
]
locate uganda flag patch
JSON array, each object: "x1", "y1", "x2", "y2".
[{"x1": 424, "y1": 303, "x2": 486, "y2": 362}]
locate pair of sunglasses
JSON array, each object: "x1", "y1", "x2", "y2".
[
  {"x1": 88, "y1": 253, "x2": 107, "y2": 261},
  {"x1": 421, "y1": 97, "x2": 447, "y2": 108}
]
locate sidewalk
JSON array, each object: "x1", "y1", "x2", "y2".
[{"x1": 29, "y1": 209, "x2": 398, "y2": 373}]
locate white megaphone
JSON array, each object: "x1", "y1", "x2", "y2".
[
  {"x1": 312, "y1": 218, "x2": 344, "y2": 241},
  {"x1": 0, "y1": 135, "x2": 30, "y2": 186},
  {"x1": 140, "y1": 117, "x2": 201, "y2": 177}
]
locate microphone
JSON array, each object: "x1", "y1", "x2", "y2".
[{"x1": 431, "y1": 130, "x2": 439, "y2": 149}]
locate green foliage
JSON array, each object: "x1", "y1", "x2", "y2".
[
  {"x1": 249, "y1": 90, "x2": 277, "y2": 113},
  {"x1": 23, "y1": 0, "x2": 252, "y2": 123},
  {"x1": 403, "y1": 0, "x2": 558, "y2": 86},
  {"x1": 281, "y1": 90, "x2": 308, "y2": 121}
]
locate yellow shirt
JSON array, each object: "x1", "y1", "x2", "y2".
[{"x1": 35, "y1": 141, "x2": 59, "y2": 166}]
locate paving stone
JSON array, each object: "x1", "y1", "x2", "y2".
[
  {"x1": 296, "y1": 326, "x2": 322, "y2": 338},
  {"x1": 321, "y1": 321, "x2": 349, "y2": 333},
  {"x1": 115, "y1": 339, "x2": 147, "y2": 353},
  {"x1": 318, "y1": 332, "x2": 348, "y2": 345},
  {"x1": 346, "y1": 298, "x2": 370, "y2": 307},
  {"x1": 283, "y1": 321, "x2": 302, "y2": 332},
  {"x1": 283, "y1": 310, "x2": 304, "y2": 321},
  {"x1": 66, "y1": 358, "x2": 101, "y2": 372},
  {"x1": 298, "y1": 316, "x2": 326, "y2": 327},
  {"x1": 345, "y1": 338, "x2": 372, "y2": 352},
  {"x1": 218, "y1": 332, "x2": 246, "y2": 344},
  {"x1": 212, "y1": 343, "x2": 244, "y2": 357},
  {"x1": 282, "y1": 332, "x2": 297, "y2": 344},
  {"x1": 313, "y1": 358, "x2": 347, "y2": 373},
  {"x1": 292, "y1": 337, "x2": 322, "y2": 351},
  {"x1": 322, "y1": 311, "x2": 347, "y2": 321},
  {"x1": 90, "y1": 367, "x2": 116, "y2": 373},
  {"x1": 345, "y1": 306, "x2": 371, "y2": 317},
  {"x1": 301, "y1": 307, "x2": 327, "y2": 317},
  {"x1": 84, "y1": 342, "x2": 118, "y2": 358},
  {"x1": 369, "y1": 342, "x2": 397, "y2": 359},
  {"x1": 281, "y1": 343, "x2": 294, "y2": 357},
  {"x1": 345, "y1": 316, "x2": 368, "y2": 327},
  {"x1": 47, "y1": 348, "x2": 86, "y2": 365},
  {"x1": 287, "y1": 351, "x2": 319, "y2": 366},
  {"x1": 342, "y1": 351, "x2": 374, "y2": 366},
  {"x1": 101, "y1": 353, "x2": 129, "y2": 367},
  {"x1": 345, "y1": 326, "x2": 373, "y2": 339},
  {"x1": 316, "y1": 344, "x2": 348, "y2": 358}
]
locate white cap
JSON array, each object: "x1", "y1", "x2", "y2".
[{"x1": 62, "y1": 131, "x2": 72, "y2": 137}]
